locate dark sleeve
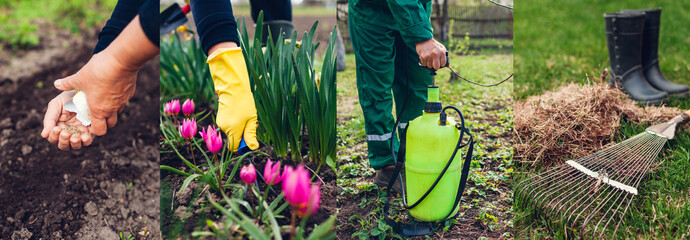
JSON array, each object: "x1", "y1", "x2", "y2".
[
  {"x1": 138, "y1": 0, "x2": 159, "y2": 48},
  {"x1": 94, "y1": 0, "x2": 159, "y2": 53},
  {"x1": 190, "y1": 0, "x2": 240, "y2": 55},
  {"x1": 385, "y1": 0, "x2": 434, "y2": 46},
  {"x1": 249, "y1": 0, "x2": 292, "y2": 22},
  {"x1": 94, "y1": 0, "x2": 145, "y2": 53}
]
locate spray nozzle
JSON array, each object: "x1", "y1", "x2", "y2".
[{"x1": 418, "y1": 52, "x2": 450, "y2": 87}]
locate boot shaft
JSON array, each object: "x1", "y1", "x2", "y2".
[
  {"x1": 622, "y1": 8, "x2": 662, "y2": 68},
  {"x1": 604, "y1": 12, "x2": 645, "y2": 77}
]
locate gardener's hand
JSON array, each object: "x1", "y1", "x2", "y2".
[
  {"x1": 53, "y1": 52, "x2": 136, "y2": 136},
  {"x1": 53, "y1": 15, "x2": 158, "y2": 136},
  {"x1": 41, "y1": 91, "x2": 94, "y2": 150},
  {"x1": 415, "y1": 38, "x2": 447, "y2": 70},
  {"x1": 207, "y1": 42, "x2": 260, "y2": 152}
]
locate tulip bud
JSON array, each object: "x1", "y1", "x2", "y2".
[
  {"x1": 163, "y1": 102, "x2": 170, "y2": 115},
  {"x1": 240, "y1": 164, "x2": 257, "y2": 184},
  {"x1": 282, "y1": 165, "x2": 310, "y2": 207},
  {"x1": 171, "y1": 99, "x2": 181, "y2": 115},
  {"x1": 182, "y1": 99, "x2": 195, "y2": 116},
  {"x1": 199, "y1": 125, "x2": 222, "y2": 153},
  {"x1": 179, "y1": 118, "x2": 197, "y2": 139},
  {"x1": 298, "y1": 184, "x2": 320, "y2": 217},
  {"x1": 263, "y1": 159, "x2": 283, "y2": 185}
]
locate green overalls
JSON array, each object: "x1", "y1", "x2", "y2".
[{"x1": 348, "y1": 0, "x2": 434, "y2": 170}]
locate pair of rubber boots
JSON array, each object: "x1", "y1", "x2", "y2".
[{"x1": 604, "y1": 8, "x2": 689, "y2": 106}]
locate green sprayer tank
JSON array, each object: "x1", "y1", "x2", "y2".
[{"x1": 405, "y1": 86, "x2": 464, "y2": 221}]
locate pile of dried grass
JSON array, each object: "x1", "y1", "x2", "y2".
[{"x1": 514, "y1": 82, "x2": 681, "y2": 167}]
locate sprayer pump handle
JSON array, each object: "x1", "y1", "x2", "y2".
[{"x1": 418, "y1": 52, "x2": 450, "y2": 72}]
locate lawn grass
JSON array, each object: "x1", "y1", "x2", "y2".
[
  {"x1": 514, "y1": 0, "x2": 690, "y2": 100},
  {"x1": 0, "y1": 0, "x2": 117, "y2": 48},
  {"x1": 513, "y1": 0, "x2": 690, "y2": 238},
  {"x1": 337, "y1": 52, "x2": 514, "y2": 239}
]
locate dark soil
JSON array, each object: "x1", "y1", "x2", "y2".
[{"x1": 0, "y1": 31, "x2": 160, "y2": 239}]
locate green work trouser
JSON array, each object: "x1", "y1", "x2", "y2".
[{"x1": 349, "y1": 15, "x2": 433, "y2": 170}]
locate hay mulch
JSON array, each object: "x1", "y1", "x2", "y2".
[{"x1": 514, "y1": 81, "x2": 683, "y2": 167}]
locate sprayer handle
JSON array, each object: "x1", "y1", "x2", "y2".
[{"x1": 418, "y1": 52, "x2": 450, "y2": 70}]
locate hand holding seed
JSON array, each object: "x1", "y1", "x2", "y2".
[{"x1": 41, "y1": 91, "x2": 94, "y2": 151}]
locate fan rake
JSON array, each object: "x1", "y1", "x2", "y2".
[{"x1": 515, "y1": 110, "x2": 690, "y2": 238}]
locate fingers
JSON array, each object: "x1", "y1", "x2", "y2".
[
  {"x1": 89, "y1": 117, "x2": 108, "y2": 136},
  {"x1": 70, "y1": 134, "x2": 82, "y2": 150},
  {"x1": 42, "y1": 100, "x2": 61, "y2": 138},
  {"x1": 48, "y1": 126, "x2": 62, "y2": 145},
  {"x1": 54, "y1": 74, "x2": 79, "y2": 92},
  {"x1": 439, "y1": 51, "x2": 448, "y2": 68},
  {"x1": 106, "y1": 114, "x2": 117, "y2": 128},
  {"x1": 57, "y1": 130, "x2": 71, "y2": 151},
  {"x1": 81, "y1": 133, "x2": 94, "y2": 147},
  {"x1": 243, "y1": 116, "x2": 260, "y2": 150},
  {"x1": 59, "y1": 110, "x2": 74, "y2": 122},
  {"x1": 432, "y1": 54, "x2": 440, "y2": 70}
]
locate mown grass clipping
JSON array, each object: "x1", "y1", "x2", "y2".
[{"x1": 514, "y1": 79, "x2": 683, "y2": 168}]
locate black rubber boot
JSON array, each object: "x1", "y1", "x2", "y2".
[
  {"x1": 261, "y1": 20, "x2": 294, "y2": 47},
  {"x1": 621, "y1": 8, "x2": 689, "y2": 98},
  {"x1": 604, "y1": 12, "x2": 668, "y2": 105}
]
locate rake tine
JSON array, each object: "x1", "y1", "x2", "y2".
[{"x1": 583, "y1": 135, "x2": 665, "y2": 235}]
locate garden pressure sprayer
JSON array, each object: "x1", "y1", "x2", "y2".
[{"x1": 383, "y1": 54, "x2": 511, "y2": 236}]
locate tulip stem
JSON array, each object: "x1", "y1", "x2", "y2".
[
  {"x1": 213, "y1": 153, "x2": 225, "y2": 196},
  {"x1": 258, "y1": 183, "x2": 271, "y2": 223},
  {"x1": 290, "y1": 207, "x2": 297, "y2": 240},
  {"x1": 188, "y1": 140, "x2": 196, "y2": 166}
]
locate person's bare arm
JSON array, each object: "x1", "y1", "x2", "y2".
[{"x1": 52, "y1": 15, "x2": 158, "y2": 136}]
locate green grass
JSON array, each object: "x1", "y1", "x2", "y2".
[
  {"x1": 514, "y1": 0, "x2": 690, "y2": 100},
  {"x1": 514, "y1": 0, "x2": 690, "y2": 238},
  {"x1": 337, "y1": 52, "x2": 514, "y2": 238},
  {"x1": 0, "y1": 0, "x2": 117, "y2": 48}
]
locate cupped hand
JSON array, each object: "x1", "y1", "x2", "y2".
[
  {"x1": 53, "y1": 52, "x2": 137, "y2": 136},
  {"x1": 41, "y1": 91, "x2": 94, "y2": 151},
  {"x1": 415, "y1": 38, "x2": 448, "y2": 70}
]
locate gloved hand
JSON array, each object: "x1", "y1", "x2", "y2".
[
  {"x1": 207, "y1": 47, "x2": 259, "y2": 152},
  {"x1": 41, "y1": 91, "x2": 95, "y2": 150}
]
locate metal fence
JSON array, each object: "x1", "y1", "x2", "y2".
[
  {"x1": 431, "y1": 4, "x2": 513, "y2": 39},
  {"x1": 336, "y1": 0, "x2": 513, "y2": 49}
]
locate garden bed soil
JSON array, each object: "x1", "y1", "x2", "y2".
[{"x1": 0, "y1": 31, "x2": 160, "y2": 239}]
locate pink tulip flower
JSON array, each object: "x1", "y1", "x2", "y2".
[
  {"x1": 240, "y1": 164, "x2": 257, "y2": 184},
  {"x1": 298, "y1": 184, "x2": 320, "y2": 217},
  {"x1": 263, "y1": 159, "x2": 283, "y2": 185},
  {"x1": 179, "y1": 118, "x2": 197, "y2": 139},
  {"x1": 170, "y1": 99, "x2": 180, "y2": 115},
  {"x1": 282, "y1": 165, "x2": 310, "y2": 207},
  {"x1": 182, "y1": 99, "x2": 195, "y2": 116},
  {"x1": 164, "y1": 101, "x2": 172, "y2": 115},
  {"x1": 199, "y1": 125, "x2": 222, "y2": 153}
]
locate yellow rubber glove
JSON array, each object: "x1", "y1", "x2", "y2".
[{"x1": 207, "y1": 47, "x2": 259, "y2": 152}]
